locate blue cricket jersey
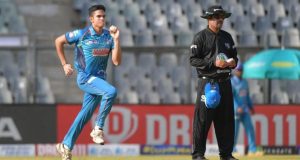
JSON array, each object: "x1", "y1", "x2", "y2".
[
  {"x1": 231, "y1": 75, "x2": 253, "y2": 113},
  {"x1": 65, "y1": 25, "x2": 114, "y2": 81}
]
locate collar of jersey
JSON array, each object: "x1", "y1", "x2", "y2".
[
  {"x1": 89, "y1": 25, "x2": 105, "y2": 36},
  {"x1": 206, "y1": 27, "x2": 220, "y2": 35}
]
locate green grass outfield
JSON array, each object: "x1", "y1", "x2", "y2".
[{"x1": 0, "y1": 155, "x2": 299, "y2": 160}]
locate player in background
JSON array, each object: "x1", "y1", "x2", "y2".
[
  {"x1": 54, "y1": 4, "x2": 121, "y2": 160},
  {"x1": 231, "y1": 62, "x2": 263, "y2": 157}
]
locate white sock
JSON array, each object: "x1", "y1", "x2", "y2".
[
  {"x1": 94, "y1": 126, "x2": 102, "y2": 131},
  {"x1": 63, "y1": 144, "x2": 70, "y2": 150}
]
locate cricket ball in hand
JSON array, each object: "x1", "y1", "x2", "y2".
[
  {"x1": 109, "y1": 25, "x2": 117, "y2": 33},
  {"x1": 217, "y1": 53, "x2": 228, "y2": 61}
]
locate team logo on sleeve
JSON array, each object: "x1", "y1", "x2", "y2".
[
  {"x1": 69, "y1": 32, "x2": 74, "y2": 38},
  {"x1": 69, "y1": 30, "x2": 79, "y2": 38},
  {"x1": 190, "y1": 45, "x2": 197, "y2": 49},
  {"x1": 224, "y1": 43, "x2": 230, "y2": 49},
  {"x1": 92, "y1": 48, "x2": 110, "y2": 56}
]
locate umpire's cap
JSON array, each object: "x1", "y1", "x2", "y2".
[{"x1": 201, "y1": 5, "x2": 231, "y2": 19}]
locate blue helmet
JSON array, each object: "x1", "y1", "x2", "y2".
[{"x1": 204, "y1": 82, "x2": 221, "y2": 109}]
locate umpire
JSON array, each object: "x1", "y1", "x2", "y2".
[{"x1": 190, "y1": 5, "x2": 239, "y2": 160}]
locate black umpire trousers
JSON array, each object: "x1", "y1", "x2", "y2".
[{"x1": 192, "y1": 78, "x2": 234, "y2": 159}]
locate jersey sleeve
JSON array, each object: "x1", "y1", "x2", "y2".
[
  {"x1": 190, "y1": 33, "x2": 216, "y2": 71},
  {"x1": 229, "y1": 35, "x2": 238, "y2": 68},
  {"x1": 65, "y1": 29, "x2": 82, "y2": 45}
]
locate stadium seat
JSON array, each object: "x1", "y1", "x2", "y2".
[
  {"x1": 155, "y1": 30, "x2": 175, "y2": 46},
  {"x1": 148, "y1": 14, "x2": 168, "y2": 36},
  {"x1": 251, "y1": 92, "x2": 264, "y2": 104},
  {"x1": 290, "y1": 5, "x2": 300, "y2": 24},
  {"x1": 159, "y1": 53, "x2": 178, "y2": 72},
  {"x1": 150, "y1": 66, "x2": 169, "y2": 88},
  {"x1": 269, "y1": 4, "x2": 286, "y2": 24},
  {"x1": 165, "y1": 3, "x2": 183, "y2": 24},
  {"x1": 0, "y1": 89, "x2": 13, "y2": 104},
  {"x1": 35, "y1": 91, "x2": 55, "y2": 104},
  {"x1": 282, "y1": 28, "x2": 300, "y2": 47},
  {"x1": 123, "y1": 2, "x2": 141, "y2": 21},
  {"x1": 0, "y1": 72, "x2": 8, "y2": 88},
  {"x1": 0, "y1": 51, "x2": 14, "y2": 66},
  {"x1": 105, "y1": 2, "x2": 120, "y2": 22},
  {"x1": 114, "y1": 75, "x2": 130, "y2": 93},
  {"x1": 137, "y1": 53, "x2": 156, "y2": 68},
  {"x1": 220, "y1": 0, "x2": 237, "y2": 7},
  {"x1": 115, "y1": 0, "x2": 133, "y2": 12},
  {"x1": 177, "y1": 80, "x2": 189, "y2": 104},
  {"x1": 129, "y1": 15, "x2": 147, "y2": 36},
  {"x1": 224, "y1": 4, "x2": 244, "y2": 24},
  {"x1": 73, "y1": 0, "x2": 85, "y2": 11},
  {"x1": 240, "y1": 0, "x2": 257, "y2": 7},
  {"x1": 226, "y1": 29, "x2": 238, "y2": 45},
  {"x1": 12, "y1": 76, "x2": 28, "y2": 103},
  {"x1": 275, "y1": 17, "x2": 293, "y2": 33},
  {"x1": 271, "y1": 92, "x2": 289, "y2": 104},
  {"x1": 255, "y1": 16, "x2": 272, "y2": 35},
  {"x1": 292, "y1": 93, "x2": 300, "y2": 104},
  {"x1": 156, "y1": 0, "x2": 174, "y2": 13},
  {"x1": 197, "y1": 0, "x2": 217, "y2": 10},
  {"x1": 163, "y1": 92, "x2": 181, "y2": 104},
  {"x1": 239, "y1": 30, "x2": 258, "y2": 47},
  {"x1": 120, "y1": 90, "x2": 139, "y2": 104},
  {"x1": 171, "y1": 66, "x2": 188, "y2": 85},
  {"x1": 136, "y1": 78, "x2": 153, "y2": 102},
  {"x1": 135, "y1": 29, "x2": 155, "y2": 46},
  {"x1": 260, "y1": 29, "x2": 280, "y2": 47},
  {"x1": 121, "y1": 52, "x2": 136, "y2": 69},
  {"x1": 248, "y1": 79, "x2": 261, "y2": 95},
  {"x1": 222, "y1": 18, "x2": 233, "y2": 31},
  {"x1": 286, "y1": 80, "x2": 300, "y2": 98},
  {"x1": 247, "y1": 3, "x2": 265, "y2": 23},
  {"x1": 178, "y1": 53, "x2": 190, "y2": 66},
  {"x1": 119, "y1": 29, "x2": 134, "y2": 47},
  {"x1": 144, "y1": 3, "x2": 162, "y2": 23},
  {"x1": 136, "y1": 0, "x2": 152, "y2": 12},
  {"x1": 186, "y1": 4, "x2": 202, "y2": 25},
  {"x1": 9, "y1": 15, "x2": 28, "y2": 34},
  {"x1": 3, "y1": 64, "x2": 20, "y2": 91},
  {"x1": 110, "y1": 16, "x2": 127, "y2": 31},
  {"x1": 261, "y1": 0, "x2": 279, "y2": 10},
  {"x1": 128, "y1": 67, "x2": 147, "y2": 87},
  {"x1": 144, "y1": 91, "x2": 160, "y2": 104},
  {"x1": 283, "y1": 0, "x2": 299, "y2": 11},
  {"x1": 170, "y1": 16, "x2": 190, "y2": 35},
  {"x1": 156, "y1": 78, "x2": 174, "y2": 99},
  {"x1": 80, "y1": 1, "x2": 99, "y2": 23},
  {"x1": 191, "y1": 17, "x2": 207, "y2": 33},
  {"x1": 176, "y1": 30, "x2": 194, "y2": 46},
  {"x1": 233, "y1": 15, "x2": 253, "y2": 34}
]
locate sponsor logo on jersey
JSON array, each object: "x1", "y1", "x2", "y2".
[
  {"x1": 92, "y1": 48, "x2": 110, "y2": 56},
  {"x1": 86, "y1": 40, "x2": 98, "y2": 45}
]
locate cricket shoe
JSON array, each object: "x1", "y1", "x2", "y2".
[
  {"x1": 220, "y1": 155, "x2": 238, "y2": 160},
  {"x1": 56, "y1": 143, "x2": 72, "y2": 160},
  {"x1": 90, "y1": 128, "x2": 105, "y2": 145}
]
